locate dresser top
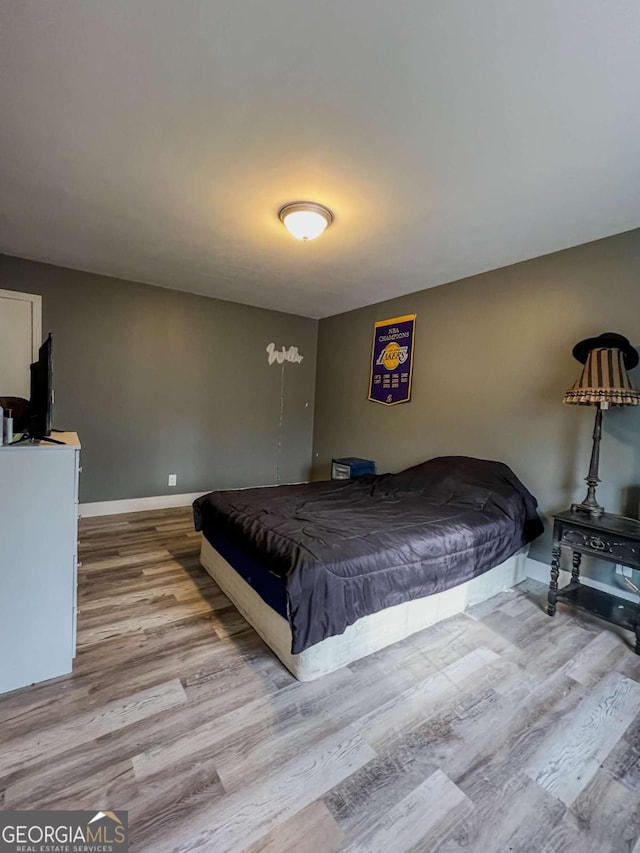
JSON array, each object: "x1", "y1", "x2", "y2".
[
  {"x1": 554, "y1": 509, "x2": 640, "y2": 538},
  {"x1": 0, "y1": 431, "x2": 80, "y2": 450}
]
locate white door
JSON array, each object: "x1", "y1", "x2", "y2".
[{"x1": 0, "y1": 289, "x2": 42, "y2": 397}]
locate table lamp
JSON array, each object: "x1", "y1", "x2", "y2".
[{"x1": 564, "y1": 332, "x2": 640, "y2": 517}]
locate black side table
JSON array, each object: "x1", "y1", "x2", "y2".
[{"x1": 547, "y1": 509, "x2": 640, "y2": 654}]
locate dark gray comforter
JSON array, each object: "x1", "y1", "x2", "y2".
[{"x1": 193, "y1": 456, "x2": 543, "y2": 653}]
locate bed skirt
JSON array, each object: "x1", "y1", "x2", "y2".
[{"x1": 199, "y1": 537, "x2": 527, "y2": 681}]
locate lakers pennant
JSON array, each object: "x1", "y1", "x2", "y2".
[{"x1": 368, "y1": 314, "x2": 416, "y2": 405}]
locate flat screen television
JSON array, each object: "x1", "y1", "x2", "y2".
[{"x1": 28, "y1": 333, "x2": 54, "y2": 440}]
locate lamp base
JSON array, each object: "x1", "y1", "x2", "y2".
[
  {"x1": 571, "y1": 500, "x2": 605, "y2": 518},
  {"x1": 571, "y1": 405, "x2": 605, "y2": 518}
]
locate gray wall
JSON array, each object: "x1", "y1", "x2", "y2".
[
  {"x1": 0, "y1": 255, "x2": 317, "y2": 503},
  {"x1": 313, "y1": 228, "x2": 640, "y2": 568}
]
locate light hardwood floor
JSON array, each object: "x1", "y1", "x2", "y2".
[{"x1": 2, "y1": 507, "x2": 640, "y2": 852}]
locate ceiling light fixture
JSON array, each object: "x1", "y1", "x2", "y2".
[{"x1": 278, "y1": 201, "x2": 333, "y2": 241}]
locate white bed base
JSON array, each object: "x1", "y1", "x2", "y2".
[{"x1": 200, "y1": 537, "x2": 527, "y2": 681}]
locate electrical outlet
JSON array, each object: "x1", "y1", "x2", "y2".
[{"x1": 168, "y1": 474, "x2": 177, "y2": 487}]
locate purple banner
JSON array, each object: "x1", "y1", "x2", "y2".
[{"x1": 368, "y1": 314, "x2": 416, "y2": 406}]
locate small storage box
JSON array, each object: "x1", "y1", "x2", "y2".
[{"x1": 331, "y1": 457, "x2": 376, "y2": 480}]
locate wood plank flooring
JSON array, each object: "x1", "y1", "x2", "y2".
[{"x1": 1, "y1": 507, "x2": 640, "y2": 852}]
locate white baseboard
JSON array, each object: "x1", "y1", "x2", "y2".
[
  {"x1": 80, "y1": 492, "x2": 206, "y2": 518},
  {"x1": 525, "y1": 556, "x2": 638, "y2": 603},
  {"x1": 79, "y1": 480, "x2": 306, "y2": 518},
  {"x1": 525, "y1": 557, "x2": 555, "y2": 585}
]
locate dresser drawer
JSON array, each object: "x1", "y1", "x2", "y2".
[{"x1": 561, "y1": 527, "x2": 640, "y2": 567}]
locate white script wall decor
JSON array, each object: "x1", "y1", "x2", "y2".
[{"x1": 266, "y1": 343, "x2": 304, "y2": 366}]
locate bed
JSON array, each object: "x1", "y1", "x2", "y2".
[{"x1": 193, "y1": 456, "x2": 543, "y2": 680}]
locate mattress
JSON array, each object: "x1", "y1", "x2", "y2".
[
  {"x1": 200, "y1": 536, "x2": 527, "y2": 680},
  {"x1": 204, "y1": 528, "x2": 287, "y2": 618}
]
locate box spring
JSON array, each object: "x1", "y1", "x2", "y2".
[{"x1": 199, "y1": 536, "x2": 527, "y2": 681}]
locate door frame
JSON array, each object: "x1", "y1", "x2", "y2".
[{"x1": 0, "y1": 288, "x2": 42, "y2": 360}]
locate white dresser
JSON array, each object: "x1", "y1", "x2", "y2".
[{"x1": 0, "y1": 432, "x2": 81, "y2": 694}]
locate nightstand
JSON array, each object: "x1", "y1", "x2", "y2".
[{"x1": 547, "y1": 509, "x2": 640, "y2": 653}]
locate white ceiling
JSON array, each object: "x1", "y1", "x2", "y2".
[{"x1": 1, "y1": 1, "x2": 639, "y2": 319}]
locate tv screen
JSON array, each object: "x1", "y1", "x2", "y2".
[{"x1": 29, "y1": 333, "x2": 53, "y2": 440}]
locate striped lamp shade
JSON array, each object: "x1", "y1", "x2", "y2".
[{"x1": 564, "y1": 347, "x2": 640, "y2": 406}]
